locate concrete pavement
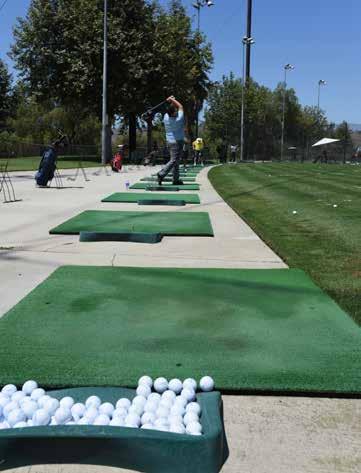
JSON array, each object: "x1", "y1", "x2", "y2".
[{"x1": 1, "y1": 165, "x2": 360, "y2": 473}]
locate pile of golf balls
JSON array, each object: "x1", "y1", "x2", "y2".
[{"x1": 0, "y1": 376, "x2": 215, "y2": 436}]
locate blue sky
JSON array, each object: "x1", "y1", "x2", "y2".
[{"x1": 1, "y1": 0, "x2": 360, "y2": 124}]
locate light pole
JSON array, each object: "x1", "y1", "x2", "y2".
[
  {"x1": 240, "y1": 36, "x2": 255, "y2": 162},
  {"x1": 101, "y1": 0, "x2": 108, "y2": 165},
  {"x1": 192, "y1": 0, "x2": 214, "y2": 137},
  {"x1": 317, "y1": 79, "x2": 326, "y2": 110},
  {"x1": 280, "y1": 63, "x2": 294, "y2": 161}
]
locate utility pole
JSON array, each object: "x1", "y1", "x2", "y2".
[
  {"x1": 101, "y1": 0, "x2": 108, "y2": 164},
  {"x1": 280, "y1": 63, "x2": 294, "y2": 161},
  {"x1": 245, "y1": 0, "x2": 253, "y2": 81}
]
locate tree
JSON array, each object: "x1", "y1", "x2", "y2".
[
  {"x1": 0, "y1": 59, "x2": 14, "y2": 131},
  {"x1": 335, "y1": 121, "x2": 352, "y2": 163}
]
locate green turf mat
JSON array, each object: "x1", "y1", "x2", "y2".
[
  {"x1": 102, "y1": 192, "x2": 200, "y2": 204},
  {"x1": 0, "y1": 387, "x2": 228, "y2": 473},
  {"x1": 49, "y1": 210, "x2": 213, "y2": 236},
  {"x1": 130, "y1": 183, "x2": 200, "y2": 190},
  {"x1": 141, "y1": 177, "x2": 196, "y2": 182},
  {"x1": 79, "y1": 231, "x2": 162, "y2": 243},
  {"x1": 1, "y1": 267, "x2": 361, "y2": 395}
]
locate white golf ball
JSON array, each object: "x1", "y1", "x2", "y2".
[
  {"x1": 12, "y1": 391, "x2": 26, "y2": 403},
  {"x1": 50, "y1": 417, "x2": 57, "y2": 426},
  {"x1": 181, "y1": 388, "x2": 196, "y2": 402},
  {"x1": 27, "y1": 419, "x2": 34, "y2": 427},
  {"x1": 60, "y1": 397, "x2": 74, "y2": 410},
  {"x1": 7, "y1": 408, "x2": 26, "y2": 427},
  {"x1": 77, "y1": 417, "x2": 90, "y2": 425},
  {"x1": 156, "y1": 424, "x2": 169, "y2": 432},
  {"x1": 136, "y1": 385, "x2": 151, "y2": 398},
  {"x1": 170, "y1": 404, "x2": 185, "y2": 417},
  {"x1": 170, "y1": 423, "x2": 186, "y2": 434},
  {"x1": 186, "y1": 421, "x2": 202, "y2": 435},
  {"x1": 116, "y1": 398, "x2": 131, "y2": 410},
  {"x1": 43, "y1": 398, "x2": 60, "y2": 415},
  {"x1": 109, "y1": 417, "x2": 125, "y2": 427},
  {"x1": 154, "y1": 377, "x2": 168, "y2": 394},
  {"x1": 31, "y1": 388, "x2": 45, "y2": 401},
  {"x1": 154, "y1": 418, "x2": 169, "y2": 429},
  {"x1": 128, "y1": 404, "x2": 143, "y2": 416},
  {"x1": 99, "y1": 402, "x2": 114, "y2": 417},
  {"x1": 21, "y1": 400, "x2": 38, "y2": 419},
  {"x1": 22, "y1": 380, "x2": 38, "y2": 395},
  {"x1": 93, "y1": 414, "x2": 110, "y2": 426},
  {"x1": 147, "y1": 393, "x2": 161, "y2": 403},
  {"x1": 333, "y1": 204, "x2": 338, "y2": 208},
  {"x1": 132, "y1": 395, "x2": 147, "y2": 408},
  {"x1": 138, "y1": 375, "x2": 153, "y2": 388},
  {"x1": 38, "y1": 395, "x2": 52, "y2": 408},
  {"x1": 159, "y1": 399, "x2": 173, "y2": 410},
  {"x1": 0, "y1": 421, "x2": 10, "y2": 430},
  {"x1": 71, "y1": 403, "x2": 86, "y2": 420},
  {"x1": 54, "y1": 407, "x2": 72, "y2": 425},
  {"x1": 168, "y1": 414, "x2": 183, "y2": 426},
  {"x1": 199, "y1": 376, "x2": 215, "y2": 392},
  {"x1": 162, "y1": 390, "x2": 176, "y2": 402},
  {"x1": 183, "y1": 378, "x2": 197, "y2": 391},
  {"x1": 66, "y1": 421, "x2": 76, "y2": 425},
  {"x1": 183, "y1": 411, "x2": 199, "y2": 426},
  {"x1": 156, "y1": 406, "x2": 170, "y2": 419},
  {"x1": 292, "y1": 210, "x2": 297, "y2": 215},
  {"x1": 84, "y1": 407, "x2": 98, "y2": 423},
  {"x1": 14, "y1": 421, "x2": 27, "y2": 428},
  {"x1": 125, "y1": 413, "x2": 141, "y2": 427},
  {"x1": 141, "y1": 412, "x2": 156, "y2": 425},
  {"x1": 113, "y1": 407, "x2": 128, "y2": 419},
  {"x1": 85, "y1": 396, "x2": 101, "y2": 409},
  {"x1": 168, "y1": 379, "x2": 183, "y2": 394},
  {"x1": 3, "y1": 401, "x2": 19, "y2": 419},
  {"x1": 0, "y1": 395, "x2": 9, "y2": 410},
  {"x1": 144, "y1": 400, "x2": 158, "y2": 413},
  {"x1": 1, "y1": 385, "x2": 17, "y2": 397},
  {"x1": 32, "y1": 409, "x2": 51, "y2": 426},
  {"x1": 186, "y1": 402, "x2": 201, "y2": 416}
]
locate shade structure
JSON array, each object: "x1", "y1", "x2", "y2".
[{"x1": 312, "y1": 138, "x2": 340, "y2": 147}]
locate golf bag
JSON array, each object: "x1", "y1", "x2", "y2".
[{"x1": 35, "y1": 147, "x2": 57, "y2": 186}]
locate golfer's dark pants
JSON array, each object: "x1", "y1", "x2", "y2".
[{"x1": 159, "y1": 141, "x2": 183, "y2": 182}]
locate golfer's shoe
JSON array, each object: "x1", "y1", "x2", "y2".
[
  {"x1": 157, "y1": 173, "x2": 163, "y2": 186},
  {"x1": 172, "y1": 179, "x2": 184, "y2": 185}
]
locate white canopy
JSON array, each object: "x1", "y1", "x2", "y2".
[{"x1": 312, "y1": 138, "x2": 340, "y2": 147}]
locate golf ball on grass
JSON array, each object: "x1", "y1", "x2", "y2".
[
  {"x1": 154, "y1": 377, "x2": 168, "y2": 394},
  {"x1": 199, "y1": 376, "x2": 215, "y2": 392}
]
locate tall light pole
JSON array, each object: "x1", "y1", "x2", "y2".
[
  {"x1": 240, "y1": 36, "x2": 255, "y2": 162},
  {"x1": 280, "y1": 63, "x2": 294, "y2": 161},
  {"x1": 101, "y1": 0, "x2": 108, "y2": 165},
  {"x1": 192, "y1": 0, "x2": 214, "y2": 137},
  {"x1": 317, "y1": 79, "x2": 326, "y2": 110},
  {"x1": 245, "y1": 0, "x2": 253, "y2": 81}
]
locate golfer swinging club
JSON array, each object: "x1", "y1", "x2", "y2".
[{"x1": 157, "y1": 96, "x2": 184, "y2": 186}]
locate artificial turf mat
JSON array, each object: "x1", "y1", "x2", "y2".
[
  {"x1": 49, "y1": 210, "x2": 213, "y2": 236},
  {"x1": 0, "y1": 387, "x2": 228, "y2": 473},
  {"x1": 130, "y1": 183, "x2": 200, "y2": 190},
  {"x1": 140, "y1": 177, "x2": 196, "y2": 182},
  {"x1": 1, "y1": 266, "x2": 361, "y2": 395},
  {"x1": 101, "y1": 192, "x2": 200, "y2": 204}
]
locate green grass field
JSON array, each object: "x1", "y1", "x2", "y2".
[
  {"x1": 209, "y1": 163, "x2": 361, "y2": 324},
  {"x1": 0, "y1": 156, "x2": 100, "y2": 172}
]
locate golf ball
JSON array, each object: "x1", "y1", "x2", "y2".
[
  {"x1": 128, "y1": 404, "x2": 144, "y2": 416},
  {"x1": 71, "y1": 403, "x2": 86, "y2": 420},
  {"x1": 170, "y1": 404, "x2": 185, "y2": 417},
  {"x1": 186, "y1": 421, "x2": 202, "y2": 435},
  {"x1": 38, "y1": 395, "x2": 52, "y2": 408},
  {"x1": 116, "y1": 398, "x2": 131, "y2": 410},
  {"x1": 84, "y1": 407, "x2": 98, "y2": 423},
  {"x1": 54, "y1": 407, "x2": 72, "y2": 425},
  {"x1": 0, "y1": 421, "x2": 10, "y2": 430},
  {"x1": 1, "y1": 385, "x2": 17, "y2": 397},
  {"x1": 156, "y1": 406, "x2": 170, "y2": 419},
  {"x1": 154, "y1": 377, "x2": 168, "y2": 394},
  {"x1": 60, "y1": 397, "x2": 74, "y2": 410},
  {"x1": 109, "y1": 417, "x2": 125, "y2": 427},
  {"x1": 85, "y1": 396, "x2": 101, "y2": 409},
  {"x1": 181, "y1": 388, "x2": 196, "y2": 402},
  {"x1": 12, "y1": 391, "x2": 26, "y2": 403},
  {"x1": 141, "y1": 423, "x2": 154, "y2": 430},
  {"x1": 183, "y1": 378, "x2": 197, "y2": 391},
  {"x1": 3, "y1": 401, "x2": 19, "y2": 419},
  {"x1": 113, "y1": 407, "x2": 128, "y2": 419},
  {"x1": 147, "y1": 393, "x2": 161, "y2": 403},
  {"x1": 162, "y1": 390, "x2": 176, "y2": 402},
  {"x1": 125, "y1": 413, "x2": 141, "y2": 427},
  {"x1": 144, "y1": 400, "x2": 158, "y2": 413},
  {"x1": 168, "y1": 414, "x2": 183, "y2": 426},
  {"x1": 199, "y1": 376, "x2": 215, "y2": 392},
  {"x1": 132, "y1": 395, "x2": 147, "y2": 408},
  {"x1": 186, "y1": 402, "x2": 201, "y2": 416},
  {"x1": 31, "y1": 388, "x2": 45, "y2": 401},
  {"x1": 168, "y1": 379, "x2": 183, "y2": 394},
  {"x1": 141, "y1": 412, "x2": 156, "y2": 425},
  {"x1": 154, "y1": 418, "x2": 169, "y2": 429},
  {"x1": 99, "y1": 402, "x2": 114, "y2": 417},
  {"x1": 333, "y1": 204, "x2": 338, "y2": 208},
  {"x1": 93, "y1": 414, "x2": 110, "y2": 426},
  {"x1": 183, "y1": 411, "x2": 199, "y2": 426},
  {"x1": 174, "y1": 395, "x2": 188, "y2": 407},
  {"x1": 22, "y1": 380, "x2": 38, "y2": 395},
  {"x1": 292, "y1": 210, "x2": 297, "y2": 215},
  {"x1": 14, "y1": 421, "x2": 27, "y2": 428},
  {"x1": 136, "y1": 384, "x2": 151, "y2": 398},
  {"x1": 32, "y1": 409, "x2": 51, "y2": 426},
  {"x1": 77, "y1": 417, "x2": 90, "y2": 425},
  {"x1": 170, "y1": 423, "x2": 186, "y2": 434},
  {"x1": 7, "y1": 409, "x2": 26, "y2": 427},
  {"x1": 138, "y1": 375, "x2": 153, "y2": 388},
  {"x1": 21, "y1": 400, "x2": 38, "y2": 419}
]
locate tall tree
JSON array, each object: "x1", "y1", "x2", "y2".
[{"x1": 0, "y1": 59, "x2": 14, "y2": 131}]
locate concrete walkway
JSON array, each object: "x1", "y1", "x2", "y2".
[{"x1": 1, "y1": 166, "x2": 360, "y2": 473}]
